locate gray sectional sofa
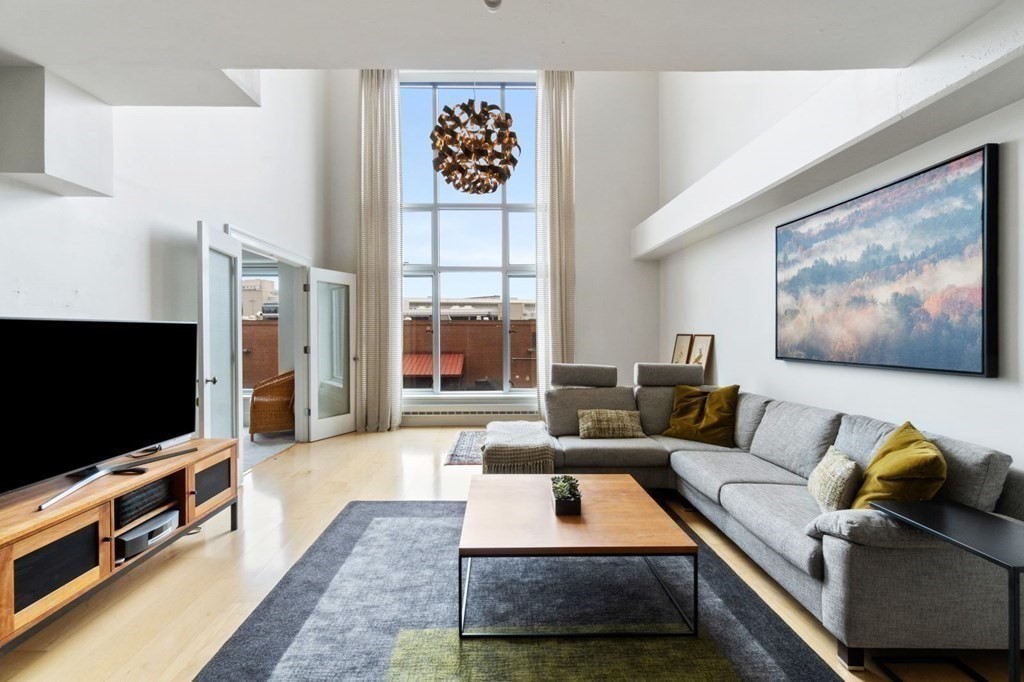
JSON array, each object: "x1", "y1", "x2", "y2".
[{"x1": 542, "y1": 362, "x2": 1022, "y2": 668}]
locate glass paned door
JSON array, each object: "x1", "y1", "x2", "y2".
[
  {"x1": 308, "y1": 267, "x2": 356, "y2": 441},
  {"x1": 198, "y1": 221, "x2": 242, "y2": 439}
]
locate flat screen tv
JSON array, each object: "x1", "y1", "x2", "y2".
[{"x1": 0, "y1": 318, "x2": 197, "y2": 498}]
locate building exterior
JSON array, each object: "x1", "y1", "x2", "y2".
[{"x1": 242, "y1": 279, "x2": 279, "y2": 319}]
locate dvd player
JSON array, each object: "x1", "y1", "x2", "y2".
[{"x1": 115, "y1": 509, "x2": 180, "y2": 564}]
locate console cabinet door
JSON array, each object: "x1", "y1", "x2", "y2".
[
  {"x1": 188, "y1": 446, "x2": 237, "y2": 521},
  {"x1": 1, "y1": 505, "x2": 112, "y2": 636}
]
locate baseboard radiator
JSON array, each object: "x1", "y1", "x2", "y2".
[{"x1": 402, "y1": 408, "x2": 540, "y2": 427}]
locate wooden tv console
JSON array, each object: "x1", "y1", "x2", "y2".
[{"x1": 0, "y1": 438, "x2": 238, "y2": 650}]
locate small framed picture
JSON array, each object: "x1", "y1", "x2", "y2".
[
  {"x1": 671, "y1": 334, "x2": 693, "y2": 364},
  {"x1": 688, "y1": 334, "x2": 715, "y2": 369}
]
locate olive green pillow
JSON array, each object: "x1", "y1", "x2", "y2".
[
  {"x1": 662, "y1": 384, "x2": 739, "y2": 448},
  {"x1": 851, "y1": 421, "x2": 947, "y2": 510},
  {"x1": 577, "y1": 409, "x2": 645, "y2": 439}
]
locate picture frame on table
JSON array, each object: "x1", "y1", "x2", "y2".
[
  {"x1": 688, "y1": 334, "x2": 714, "y2": 369},
  {"x1": 671, "y1": 334, "x2": 693, "y2": 364}
]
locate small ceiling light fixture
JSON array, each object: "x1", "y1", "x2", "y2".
[
  {"x1": 483, "y1": 0, "x2": 501, "y2": 12},
  {"x1": 430, "y1": 98, "x2": 520, "y2": 195}
]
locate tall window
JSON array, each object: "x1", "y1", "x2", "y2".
[{"x1": 400, "y1": 81, "x2": 537, "y2": 393}]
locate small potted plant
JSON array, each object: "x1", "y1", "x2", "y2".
[{"x1": 551, "y1": 475, "x2": 582, "y2": 516}]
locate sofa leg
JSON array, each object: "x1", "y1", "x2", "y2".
[
  {"x1": 837, "y1": 642, "x2": 865, "y2": 671},
  {"x1": 250, "y1": 434, "x2": 254, "y2": 442}
]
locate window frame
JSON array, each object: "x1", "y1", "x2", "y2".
[{"x1": 401, "y1": 81, "x2": 537, "y2": 395}]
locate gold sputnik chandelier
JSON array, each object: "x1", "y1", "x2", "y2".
[{"x1": 430, "y1": 98, "x2": 520, "y2": 195}]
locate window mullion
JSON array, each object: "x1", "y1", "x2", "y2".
[{"x1": 431, "y1": 84, "x2": 441, "y2": 394}]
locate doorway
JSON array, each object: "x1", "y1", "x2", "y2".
[{"x1": 241, "y1": 250, "x2": 298, "y2": 470}]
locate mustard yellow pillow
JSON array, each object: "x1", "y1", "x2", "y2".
[
  {"x1": 662, "y1": 384, "x2": 739, "y2": 448},
  {"x1": 851, "y1": 421, "x2": 947, "y2": 510}
]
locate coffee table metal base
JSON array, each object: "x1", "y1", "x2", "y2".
[{"x1": 457, "y1": 553, "x2": 698, "y2": 638}]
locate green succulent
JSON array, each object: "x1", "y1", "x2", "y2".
[{"x1": 551, "y1": 475, "x2": 582, "y2": 501}]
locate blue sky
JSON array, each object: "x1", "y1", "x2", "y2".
[{"x1": 400, "y1": 84, "x2": 535, "y2": 300}]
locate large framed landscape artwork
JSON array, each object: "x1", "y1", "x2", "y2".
[{"x1": 776, "y1": 145, "x2": 998, "y2": 377}]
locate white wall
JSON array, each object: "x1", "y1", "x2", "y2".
[
  {"x1": 657, "y1": 71, "x2": 839, "y2": 203},
  {"x1": 660, "y1": 95, "x2": 1023, "y2": 459},
  {"x1": 575, "y1": 72, "x2": 661, "y2": 383},
  {"x1": 0, "y1": 70, "x2": 331, "y2": 323},
  {"x1": 323, "y1": 70, "x2": 361, "y2": 274}
]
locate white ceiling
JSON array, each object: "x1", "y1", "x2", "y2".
[{"x1": 0, "y1": 0, "x2": 1005, "y2": 72}]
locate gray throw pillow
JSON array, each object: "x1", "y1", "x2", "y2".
[{"x1": 807, "y1": 445, "x2": 862, "y2": 513}]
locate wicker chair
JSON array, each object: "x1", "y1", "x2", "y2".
[{"x1": 249, "y1": 370, "x2": 295, "y2": 441}]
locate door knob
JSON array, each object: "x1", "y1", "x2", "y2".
[{"x1": 205, "y1": 377, "x2": 218, "y2": 385}]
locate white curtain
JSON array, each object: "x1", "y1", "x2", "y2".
[
  {"x1": 356, "y1": 69, "x2": 403, "y2": 432},
  {"x1": 536, "y1": 70, "x2": 576, "y2": 404}
]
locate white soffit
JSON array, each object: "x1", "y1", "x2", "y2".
[
  {"x1": 45, "y1": 67, "x2": 261, "y2": 106},
  {"x1": 631, "y1": 0, "x2": 1024, "y2": 260}
]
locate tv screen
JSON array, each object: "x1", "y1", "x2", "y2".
[{"x1": 0, "y1": 318, "x2": 197, "y2": 497}]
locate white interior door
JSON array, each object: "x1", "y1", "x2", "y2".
[
  {"x1": 198, "y1": 221, "x2": 243, "y2": 439},
  {"x1": 308, "y1": 267, "x2": 356, "y2": 441}
]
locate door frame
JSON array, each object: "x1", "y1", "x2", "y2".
[
  {"x1": 224, "y1": 223, "x2": 313, "y2": 442},
  {"x1": 197, "y1": 220, "x2": 243, "y2": 440}
]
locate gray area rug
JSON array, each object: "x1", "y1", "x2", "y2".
[
  {"x1": 444, "y1": 430, "x2": 485, "y2": 465},
  {"x1": 197, "y1": 501, "x2": 839, "y2": 681},
  {"x1": 242, "y1": 433, "x2": 296, "y2": 471}
]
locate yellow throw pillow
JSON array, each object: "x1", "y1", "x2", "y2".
[
  {"x1": 851, "y1": 421, "x2": 947, "y2": 510},
  {"x1": 662, "y1": 384, "x2": 739, "y2": 448}
]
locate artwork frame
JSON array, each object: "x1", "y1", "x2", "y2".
[
  {"x1": 671, "y1": 334, "x2": 693, "y2": 364},
  {"x1": 776, "y1": 144, "x2": 998, "y2": 377},
  {"x1": 688, "y1": 334, "x2": 714, "y2": 370}
]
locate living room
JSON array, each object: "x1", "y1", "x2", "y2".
[{"x1": 0, "y1": 1, "x2": 1022, "y2": 680}]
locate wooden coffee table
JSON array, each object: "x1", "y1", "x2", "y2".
[{"x1": 458, "y1": 473, "x2": 698, "y2": 638}]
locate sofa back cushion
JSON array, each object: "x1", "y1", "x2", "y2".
[
  {"x1": 735, "y1": 393, "x2": 772, "y2": 451},
  {"x1": 923, "y1": 432, "x2": 1012, "y2": 512},
  {"x1": 996, "y1": 468, "x2": 1024, "y2": 522},
  {"x1": 749, "y1": 401, "x2": 842, "y2": 477},
  {"x1": 544, "y1": 387, "x2": 637, "y2": 437},
  {"x1": 834, "y1": 414, "x2": 897, "y2": 469},
  {"x1": 634, "y1": 386, "x2": 675, "y2": 435}
]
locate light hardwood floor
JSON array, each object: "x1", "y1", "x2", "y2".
[{"x1": 0, "y1": 428, "x2": 1006, "y2": 680}]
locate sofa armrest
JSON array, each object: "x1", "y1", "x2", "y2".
[{"x1": 805, "y1": 509, "x2": 947, "y2": 549}]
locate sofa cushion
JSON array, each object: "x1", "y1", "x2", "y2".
[
  {"x1": 544, "y1": 387, "x2": 636, "y2": 437},
  {"x1": 834, "y1": 414, "x2": 897, "y2": 469},
  {"x1": 720, "y1": 483, "x2": 824, "y2": 578},
  {"x1": 557, "y1": 435, "x2": 669, "y2": 468},
  {"x1": 551, "y1": 363, "x2": 617, "y2": 388},
  {"x1": 663, "y1": 384, "x2": 739, "y2": 447},
  {"x1": 735, "y1": 392, "x2": 772, "y2": 451},
  {"x1": 651, "y1": 434, "x2": 737, "y2": 454},
  {"x1": 749, "y1": 401, "x2": 842, "y2": 478},
  {"x1": 924, "y1": 432, "x2": 1012, "y2": 512},
  {"x1": 670, "y1": 450, "x2": 806, "y2": 503},
  {"x1": 633, "y1": 362, "x2": 703, "y2": 387}
]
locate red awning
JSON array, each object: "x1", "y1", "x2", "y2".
[{"x1": 403, "y1": 353, "x2": 465, "y2": 377}]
